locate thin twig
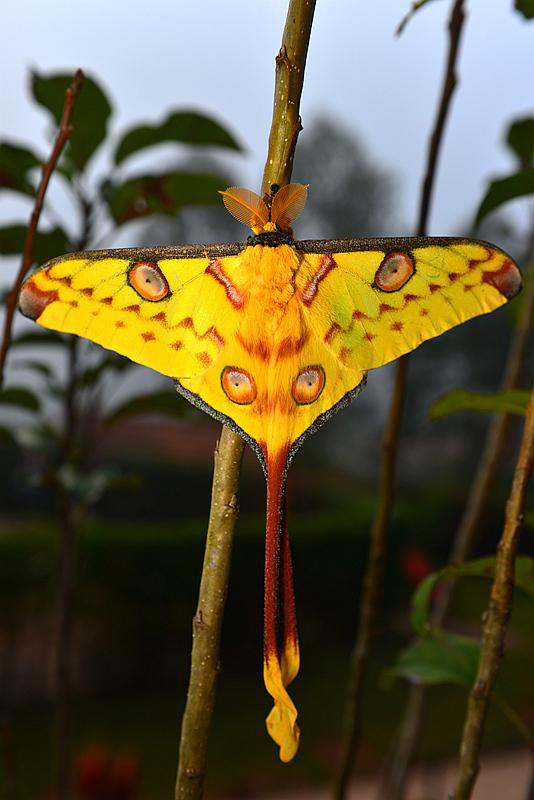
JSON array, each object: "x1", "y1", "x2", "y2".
[
  {"x1": 333, "y1": 357, "x2": 408, "y2": 800},
  {"x1": 0, "y1": 69, "x2": 84, "y2": 388},
  {"x1": 452, "y1": 382, "x2": 534, "y2": 799},
  {"x1": 334, "y1": 3, "x2": 467, "y2": 797},
  {"x1": 174, "y1": 3, "x2": 316, "y2": 798}
]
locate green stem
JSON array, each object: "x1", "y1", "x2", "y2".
[{"x1": 174, "y1": 2, "x2": 316, "y2": 797}]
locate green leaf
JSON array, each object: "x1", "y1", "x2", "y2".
[
  {"x1": 506, "y1": 117, "x2": 534, "y2": 167},
  {"x1": 390, "y1": 632, "x2": 480, "y2": 687},
  {"x1": 10, "y1": 330, "x2": 66, "y2": 348},
  {"x1": 0, "y1": 225, "x2": 69, "y2": 265},
  {"x1": 31, "y1": 71, "x2": 112, "y2": 172},
  {"x1": 105, "y1": 390, "x2": 188, "y2": 426},
  {"x1": 104, "y1": 171, "x2": 225, "y2": 224},
  {"x1": 114, "y1": 110, "x2": 241, "y2": 165},
  {"x1": 0, "y1": 142, "x2": 41, "y2": 196},
  {"x1": 411, "y1": 555, "x2": 534, "y2": 636},
  {"x1": 474, "y1": 169, "x2": 534, "y2": 227},
  {"x1": 0, "y1": 386, "x2": 40, "y2": 412},
  {"x1": 431, "y1": 388, "x2": 530, "y2": 419},
  {"x1": 515, "y1": 0, "x2": 534, "y2": 19}
]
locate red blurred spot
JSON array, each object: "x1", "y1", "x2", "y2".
[{"x1": 401, "y1": 547, "x2": 432, "y2": 586}]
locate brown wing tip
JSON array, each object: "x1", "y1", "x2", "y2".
[
  {"x1": 18, "y1": 278, "x2": 58, "y2": 321},
  {"x1": 482, "y1": 259, "x2": 522, "y2": 300}
]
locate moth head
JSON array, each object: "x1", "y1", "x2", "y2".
[{"x1": 220, "y1": 183, "x2": 308, "y2": 235}]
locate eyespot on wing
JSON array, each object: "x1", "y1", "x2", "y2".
[
  {"x1": 375, "y1": 252, "x2": 415, "y2": 292},
  {"x1": 292, "y1": 366, "x2": 325, "y2": 405},
  {"x1": 482, "y1": 259, "x2": 522, "y2": 300},
  {"x1": 18, "y1": 278, "x2": 58, "y2": 321},
  {"x1": 221, "y1": 367, "x2": 257, "y2": 404},
  {"x1": 129, "y1": 261, "x2": 169, "y2": 301}
]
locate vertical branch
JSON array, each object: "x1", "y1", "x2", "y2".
[
  {"x1": 0, "y1": 69, "x2": 84, "y2": 388},
  {"x1": 452, "y1": 382, "x2": 534, "y2": 800},
  {"x1": 175, "y1": 2, "x2": 316, "y2": 798},
  {"x1": 333, "y1": 358, "x2": 407, "y2": 800},
  {"x1": 335, "y1": 2, "x2": 467, "y2": 797}
]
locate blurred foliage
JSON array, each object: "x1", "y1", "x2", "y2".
[
  {"x1": 410, "y1": 555, "x2": 534, "y2": 636},
  {"x1": 475, "y1": 116, "x2": 534, "y2": 227},
  {"x1": 114, "y1": 110, "x2": 241, "y2": 165},
  {"x1": 431, "y1": 388, "x2": 530, "y2": 419},
  {"x1": 31, "y1": 71, "x2": 112, "y2": 172},
  {"x1": 293, "y1": 116, "x2": 395, "y2": 238},
  {"x1": 515, "y1": 0, "x2": 534, "y2": 19}
]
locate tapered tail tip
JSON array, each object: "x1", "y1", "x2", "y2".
[{"x1": 264, "y1": 648, "x2": 300, "y2": 762}]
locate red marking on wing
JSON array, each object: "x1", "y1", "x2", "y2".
[
  {"x1": 208, "y1": 328, "x2": 225, "y2": 349},
  {"x1": 429, "y1": 284, "x2": 440, "y2": 293},
  {"x1": 236, "y1": 332, "x2": 271, "y2": 362},
  {"x1": 124, "y1": 304, "x2": 141, "y2": 313},
  {"x1": 206, "y1": 260, "x2": 245, "y2": 308},
  {"x1": 81, "y1": 288, "x2": 93, "y2": 297},
  {"x1": 171, "y1": 340, "x2": 183, "y2": 351},
  {"x1": 339, "y1": 346, "x2": 352, "y2": 365},
  {"x1": 404, "y1": 294, "x2": 420, "y2": 303},
  {"x1": 324, "y1": 322, "x2": 341, "y2": 345},
  {"x1": 482, "y1": 259, "x2": 522, "y2": 300},
  {"x1": 141, "y1": 331, "x2": 156, "y2": 342},
  {"x1": 420, "y1": 308, "x2": 429, "y2": 317},
  {"x1": 153, "y1": 311, "x2": 167, "y2": 322},
  {"x1": 448, "y1": 272, "x2": 459, "y2": 282},
  {"x1": 391, "y1": 321, "x2": 404, "y2": 331},
  {"x1": 68, "y1": 300, "x2": 79, "y2": 308},
  {"x1": 115, "y1": 320, "x2": 125, "y2": 328},
  {"x1": 301, "y1": 255, "x2": 337, "y2": 306},
  {"x1": 352, "y1": 310, "x2": 367, "y2": 320},
  {"x1": 18, "y1": 280, "x2": 58, "y2": 321},
  {"x1": 276, "y1": 331, "x2": 309, "y2": 359},
  {"x1": 468, "y1": 247, "x2": 492, "y2": 270},
  {"x1": 179, "y1": 317, "x2": 194, "y2": 328},
  {"x1": 197, "y1": 351, "x2": 212, "y2": 367},
  {"x1": 364, "y1": 331, "x2": 376, "y2": 342},
  {"x1": 101, "y1": 297, "x2": 113, "y2": 305},
  {"x1": 379, "y1": 303, "x2": 395, "y2": 313}
]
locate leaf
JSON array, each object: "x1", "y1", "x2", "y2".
[
  {"x1": 506, "y1": 117, "x2": 534, "y2": 167},
  {"x1": 76, "y1": 353, "x2": 133, "y2": 389},
  {"x1": 431, "y1": 388, "x2": 530, "y2": 419},
  {"x1": 390, "y1": 632, "x2": 480, "y2": 687},
  {"x1": 0, "y1": 386, "x2": 40, "y2": 412},
  {"x1": 515, "y1": 0, "x2": 534, "y2": 19},
  {"x1": 114, "y1": 110, "x2": 241, "y2": 165},
  {"x1": 105, "y1": 390, "x2": 189, "y2": 426},
  {"x1": 10, "y1": 359, "x2": 55, "y2": 379},
  {"x1": 474, "y1": 169, "x2": 534, "y2": 227},
  {"x1": 411, "y1": 555, "x2": 534, "y2": 636},
  {"x1": 0, "y1": 142, "x2": 41, "y2": 196},
  {"x1": 10, "y1": 330, "x2": 66, "y2": 348},
  {"x1": 0, "y1": 225, "x2": 69, "y2": 265},
  {"x1": 31, "y1": 71, "x2": 112, "y2": 172},
  {"x1": 104, "y1": 171, "x2": 225, "y2": 224}
]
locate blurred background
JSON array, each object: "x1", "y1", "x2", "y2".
[{"x1": 1, "y1": 1, "x2": 534, "y2": 798}]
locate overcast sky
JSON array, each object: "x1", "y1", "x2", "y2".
[{"x1": 2, "y1": 0, "x2": 533, "y2": 244}]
